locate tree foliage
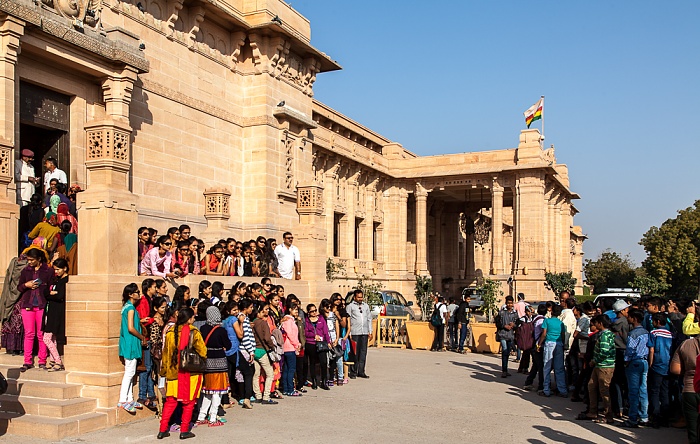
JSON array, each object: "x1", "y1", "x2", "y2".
[
  {"x1": 583, "y1": 250, "x2": 636, "y2": 293},
  {"x1": 414, "y1": 275, "x2": 434, "y2": 321},
  {"x1": 356, "y1": 274, "x2": 384, "y2": 307},
  {"x1": 478, "y1": 278, "x2": 503, "y2": 323},
  {"x1": 545, "y1": 271, "x2": 577, "y2": 298},
  {"x1": 629, "y1": 271, "x2": 668, "y2": 297},
  {"x1": 640, "y1": 200, "x2": 700, "y2": 298}
]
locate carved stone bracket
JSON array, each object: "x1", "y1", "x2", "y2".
[
  {"x1": 85, "y1": 120, "x2": 131, "y2": 164},
  {"x1": 187, "y1": 6, "x2": 205, "y2": 48},
  {"x1": 296, "y1": 183, "x2": 323, "y2": 216},
  {"x1": 203, "y1": 188, "x2": 231, "y2": 221},
  {"x1": 0, "y1": 142, "x2": 11, "y2": 184}
]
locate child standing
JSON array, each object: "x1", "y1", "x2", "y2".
[
  {"x1": 647, "y1": 312, "x2": 672, "y2": 428},
  {"x1": 623, "y1": 309, "x2": 650, "y2": 428},
  {"x1": 585, "y1": 314, "x2": 616, "y2": 424}
]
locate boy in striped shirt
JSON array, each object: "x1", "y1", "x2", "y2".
[
  {"x1": 582, "y1": 314, "x2": 616, "y2": 423},
  {"x1": 648, "y1": 312, "x2": 673, "y2": 428}
]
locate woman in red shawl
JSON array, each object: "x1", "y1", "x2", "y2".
[
  {"x1": 158, "y1": 307, "x2": 206, "y2": 440},
  {"x1": 56, "y1": 203, "x2": 77, "y2": 234}
]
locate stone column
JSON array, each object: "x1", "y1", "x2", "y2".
[
  {"x1": 64, "y1": 68, "x2": 141, "y2": 415},
  {"x1": 0, "y1": 15, "x2": 23, "y2": 278},
  {"x1": 346, "y1": 175, "x2": 357, "y2": 272},
  {"x1": 201, "y1": 187, "x2": 231, "y2": 244},
  {"x1": 415, "y1": 182, "x2": 429, "y2": 276},
  {"x1": 512, "y1": 171, "x2": 546, "y2": 299},
  {"x1": 398, "y1": 188, "x2": 409, "y2": 275},
  {"x1": 490, "y1": 180, "x2": 504, "y2": 275}
]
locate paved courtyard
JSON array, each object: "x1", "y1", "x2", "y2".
[{"x1": 4, "y1": 348, "x2": 686, "y2": 443}]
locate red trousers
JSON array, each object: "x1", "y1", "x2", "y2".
[{"x1": 159, "y1": 397, "x2": 195, "y2": 433}]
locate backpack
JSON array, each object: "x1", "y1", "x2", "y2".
[
  {"x1": 430, "y1": 304, "x2": 443, "y2": 327},
  {"x1": 515, "y1": 320, "x2": 535, "y2": 351}
]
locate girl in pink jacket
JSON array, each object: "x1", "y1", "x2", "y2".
[{"x1": 281, "y1": 305, "x2": 302, "y2": 396}]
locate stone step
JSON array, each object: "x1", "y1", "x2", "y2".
[
  {"x1": 0, "y1": 363, "x2": 68, "y2": 383},
  {"x1": 6, "y1": 379, "x2": 82, "y2": 399},
  {"x1": 0, "y1": 393, "x2": 97, "y2": 418},
  {"x1": 0, "y1": 411, "x2": 109, "y2": 439}
]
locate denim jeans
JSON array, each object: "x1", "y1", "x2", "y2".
[
  {"x1": 543, "y1": 341, "x2": 567, "y2": 396},
  {"x1": 458, "y1": 323, "x2": 471, "y2": 351},
  {"x1": 648, "y1": 368, "x2": 669, "y2": 421},
  {"x1": 282, "y1": 351, "x2": 297, "y2": 394},
  {"x1": 525, "y1": 348, "x2": 544, "y2": 390},
  {"x1": 625, "y1": 359, "x2": 649, "y2": 423},
  {"x1": 500, "y1": 339, "x2": 513, "y2": 373},
  {"x1": 448, "y1": 322, "x2": 457, "y2": 349},
  {"x1": 138, "y1": 347, "x2": 155, "y2": 399}
]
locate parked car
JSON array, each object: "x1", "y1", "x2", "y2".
[
  {"x1": 593, "y1": 291, "x2": 641, "y2": 307},
  {"x1": 461, "y1": 287, "x2": 485, "y2": 311},
  {"x1": 345, "y1": 290, "x2": 417, "y2": 320}
]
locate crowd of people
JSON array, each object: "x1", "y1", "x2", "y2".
[
  {"x1": 483, "y1": 291, "x2": 700, "y2": 443},
  {"x1": 118, "y1": 279, "x2": 373, "y2": 439},
  {"x1": 138, "y1": 227, "x2": 302, "y2": 281}
]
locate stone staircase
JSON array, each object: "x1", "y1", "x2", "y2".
[{"x1": 0, "y1": 353, "x2": 109, "y2": 439}]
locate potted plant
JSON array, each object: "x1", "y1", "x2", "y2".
[
  {"x1": 405, "y1": 276, "x2": 436, "y2": 350},
  {"x1": 470, "y1": 278, "x2": 502, "y2": 353}
]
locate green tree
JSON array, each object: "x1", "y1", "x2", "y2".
[
  {"x1": 583, "y1": 250, "x2": 636, "y2": 293},
  {"x1": 356, "y1": 274, "x2": 384, "y2": 307},
  {"x1": 629, "y1": 271, "x2": 668, "y2": 297},
  {"x1": 640, "y1": 200, "x2": 700, "y2": 298},
  {"x1": 414, "y1": 275, "x2": 434, "y2": 321},
  {"x1": 545, "y1": 271, "x2": 577, "y2": 298},
  {"x1": 478, "y1": 278, "x2": 503, "y2": 323}
]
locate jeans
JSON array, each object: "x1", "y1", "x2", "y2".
[
  {"x1": 138, "y1": 347, "x2": 155, "y2": 399},
  {"x1": 525, "y1": 348, "x2": 544, "y2": 390},
  {"x1": 305, "y1": 343, "x2": 328, "y2": 384},
  {"x1": 431, "y1": 325, "x2": 445, "y2": 351},
  {"x1": 625, "y1": 359, "x2": 649, "y2": 423},
  {"x1": 21, "y1": 307, "x2": 48, "y2": 366},
  {"x1": 253, "y1": 352, "x2": 274, "y2": 401},
  {"x1": 231, "y1": 352, "x2": 254, "y2": 400},
  {"x1": 352, "y1": 335, "x2": 369, "y2": 376},
  {"x1": 611, "y1": 349, "x2": 628, "y2": 415},
  {"x1": 448, "y1": 322, "x2": 457, "y2": 349},
  {"x1": 295, "y1": 353, "x2": 308, "y2": 390},
  {"x1": 119, "y1": 358, "x2": 137, "y2": 403},
  {"x1": 648, "y1": 368, "x2": 669, "y2": 422},
  {"x1": 518, "y1": 349, "x2": 531, "y2": 373},
  {"x1": 43, "y1": 332, "x2": 62, "y2": 365},
  {"x1": 458, "y1": 323, "x2": 472, "y2": 351},
  {"x1": 500, "y1": 339, "x2": 513, "y2": 373},
  {"x1": 682, "y1": 392, "x2": 700, "y2": 444},
  {"x1": 282, "y1": 351, "x2": 297, "y2": 394},
  {"x1": 543, "y1": 341, "x2": 567, "y2": 395}
]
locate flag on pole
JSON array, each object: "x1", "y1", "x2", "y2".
[{"x1": 523, "y1": 97, "x2": 543, "y2": 128}]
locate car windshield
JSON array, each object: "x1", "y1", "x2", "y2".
[
  {"x1": 384, "y1": 292, "x2": 401, "y2": 305},
  {"x1": 395, "y1": 292, "x2": 408, "y2": 306}
]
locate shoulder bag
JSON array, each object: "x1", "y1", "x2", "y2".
[
  {"x1": 179, "y1": 329, "x2": 207, "y2": 373},
  {"x1": 313, "y1": 321, "x2": 330, "y2": 353}
]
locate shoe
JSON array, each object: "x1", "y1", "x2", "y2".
[
  {"x1": 501, "y1": 372, "x2": 508, "y2": 378},
  {"x1": 209, "y1": 420, "x2": 225, "y2": 427},
  {"x1": 132, "y1": 401, "x2": 144, "y2": 409},
  {"x1": 290, "y1": 390, "x2": 303, "y2": 396},
  {"x1": 348, "y1": 374, "x2": 357, "y2": 379},
  {"x1": 638, "y1": 420, "x2": 650, "y2": 427},
  {"x1": 305, "y1": 380, "x2": 313, "y2": 387},
  {"x1": 242, "y1": 399, "x2": 253, "y2": 409},
  {"x1": 118, "y1": 402, "x2": 136, "y2": 413},
  {"x1": 358, "y1": 374, "x2": 370, "y2": 379},
  {"x1": 620, "y1": 420, "x2": 639, "y2": 428},
  {"x1": 336, "y1": 380, "x2": 344, "y2": 386},
  {"x1": 343, "y1": 378, "x2": 349, "y2": 384},
  {"x1": 312, "y1": 382, "x2": 318, "y2": 390},
  {"x1": 195, "y1": 420, "x2": 209, "y2": 426},
  {"x1": 538, "y1": 391, "x2": 550, "y2": 397},
  {"x1": 270, "y1": 391, "x2": 284, "y2": 399},
  {"x1": 157, "y1": 432, "x2": 170, "y2": 439},
  {"x1": 320, "y1": 384, "x2": 330, "y2": 390},
  {"x1": 38, "y1": 363, "x2": 47, "y2": 370},
  {"x1": 327, "y1": 380, "x2": 334, "y2": 387},
  {"x1": 523, "y1": 384, "x2": 535, "y2": 391},
  {"x1": 298, "y1": 387, "x2": 308, "y2": 393},
  {"x1": 20, "y1": 364, "x2": 33, "y2": 372},
  {"x1": 514, "y1": 359, "x2": 520, "y2": 363},
  {"x1": 180, "y1": 432, "x2": 195, "y2": 439},
  {"x1": 260, "y1": 399, "x2": 278, "y2": 405},
  {"x1": 557, "y1": 392, "x2": 568, "y2": 398}
]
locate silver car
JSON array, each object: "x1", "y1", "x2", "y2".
[{"x1": 345, "y1": 290, "x2": 417, "y2": 320}]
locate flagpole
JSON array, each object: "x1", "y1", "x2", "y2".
[{"x1": 541, "y1": 95, "x2": 545, "y2": 145}]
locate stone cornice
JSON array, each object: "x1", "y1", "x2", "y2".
[{"x1": 0, "y1": 0, "x2": 149, "y2": 72}]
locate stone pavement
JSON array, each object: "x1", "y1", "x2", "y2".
[{"x1": 2, "y1": 348, "x2": 686, "y2": 443}]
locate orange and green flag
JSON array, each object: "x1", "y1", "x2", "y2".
[{"x1": 523, "y1": 97, "x2": 543, "y2": 128}]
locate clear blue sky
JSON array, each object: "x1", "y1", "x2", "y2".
[{"x1": 290, "y1": 0, "x2": 700, "y2": 266}]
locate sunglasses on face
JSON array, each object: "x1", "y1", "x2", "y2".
[
  {"x1": 309, "y1": 309, "x2": 317, "y2": 313},
  {"x1": 163, "y1": 242, "x2": 172, "y2": 246},
  {"x1": 285, "y1": 237, "x2": 293, "y2": 240}
]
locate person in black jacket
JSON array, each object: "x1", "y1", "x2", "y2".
[
  {"x1": 43, "y1": 258, "x2": 68, "y2": 371},
  {"x1": 455, "y1": 296, "x2": 472, "y2": 354},
  {"x1": 197, "y1": 306, "x2": 232, "y2": 426}
]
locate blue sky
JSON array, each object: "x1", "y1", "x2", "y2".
[{"x1": 290, "y1": 1, "x2": 700, "y2": 265}]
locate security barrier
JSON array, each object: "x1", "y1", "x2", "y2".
[{"x1": 375, "y1": 315, "x2": 409, "y2": 348}]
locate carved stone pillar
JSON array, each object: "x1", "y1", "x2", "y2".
[
  {"x1": 398, "y1": 188, "x2": 408, "y2": 275},
  {"x1": 346, "y1": 177, "x2": 357, "y2": 272},
  {"x1": 296, "y1": 182, "x2": 326, "y2": 282},
  {"x1": 415, "y1": 183, "x2": 429, "y2": 276},
  {"x1": 490, "y1": 181, "x2": 504, "y2": 275},
  {"x1": 512, "y1": 171, "x2": 546, "y2": 299},
  {"x1": 201, "y1": 187, "x2": 231, "y2": 244},
  {"x1": 0, "y1": 15, "x2": 23, "y2": 277}
]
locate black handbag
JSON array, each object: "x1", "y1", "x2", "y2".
[
  {"x1": 316, "y1": 340, "x2": 330, "y2": 353},
  {"x1": 179, "y1": 330, "x2": 206, "y2": 373}
]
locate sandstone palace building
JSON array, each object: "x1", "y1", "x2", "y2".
[{"x1": 0, "y1": 0, "x2": 583, "y2": 429}]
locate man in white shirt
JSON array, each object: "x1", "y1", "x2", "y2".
[
  {"x1": 43, "y1": 157, "x2": 67, "y2": 193},
  {"x1": 14, "y1": 149, "x2": 37, "y2": 206},
  {"x1": 431, "y1": 296, "x2": 449, "y2": 352},
  {"x1": 274, "y1": 231, "x2": 301, "y2": 280}
]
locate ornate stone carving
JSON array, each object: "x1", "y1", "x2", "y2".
[
  {"x1": 187, "y1": 6, "x2": 205, "y2": 48},
  {"x1": 41, "y1": 0, "x2": 102, "y2": 29},
  {"x1": 541, "y1": 146, "x2": 555, "y2": 164},
  {"x1": 0, "y1": 144, "x2": 11, "y2": 183},
  {"x1": 282, "y1": 131, "x2": 296, "y2": 191},
  {"x1": 297, "y1": 184, "x2": 323, "y2": 216},
  {"x1": 86, "y1": 124, "x2": 130, "y2": 162},
  {"x1": 203, "y1": 188, "x2": 231, "y2": 220}
]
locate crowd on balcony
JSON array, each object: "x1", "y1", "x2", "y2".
[{"x1": 137, "y1": 226, "x2": 302, "y2": 281}]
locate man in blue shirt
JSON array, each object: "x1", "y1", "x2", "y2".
[
  {"x1": 537, "y1": 304, "x2": 567, "y2": 397},
  {"x1": 647, "y1": 312, "x2": 672, "y2": 428},
  {"x1": 623, "y1": 309, "x2": 650, "y2": 427}
]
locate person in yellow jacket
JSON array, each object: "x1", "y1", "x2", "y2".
[
  {"x1": 157, "y1": 307, "x2": 207, "y2": 440},
  {"x1": 682, "y1": 303, "x2": 700, "y2": 337}
]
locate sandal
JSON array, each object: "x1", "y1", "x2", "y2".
[
  {"x1": 48, "y1": 364, "x2": 65, "y2": 372},
  {"x1": 288, "y1": 390, "x2": 302, "y2": 397},
  {"x1": 576, "y1": 412, "x2": 596, "y2": 421},
  {"x1": 592, "y1": 418, "x2": 614, "y2": 425},
  {"x1": 270, "y1": 392, "x2": 283, "y2": 399}
]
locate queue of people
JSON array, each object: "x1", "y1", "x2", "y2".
[
  {"x1": 118, "y1": 278, "x2": 372, "y2": 439},
  {"x1": 495, "y1": 291, "x2": 700, "y2": 443},
  {"x1": 138, "y1": 227, "x2": 302, "y2": 281}
]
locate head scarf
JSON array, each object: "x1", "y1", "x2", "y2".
[
  {"x1": 206, "y1": 305, "x2": 221, "y2": 326},
  {"x1": 45, "y1": 212, "x2": 58, "y2": 225},
  {"x1": 49, "y1": 195, "x2": 60, "y2": 214},
  {"x1": 56, "y1": 202, "x2": 78, "y2": 234}
]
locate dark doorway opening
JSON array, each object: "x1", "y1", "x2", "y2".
[{"x1": 19, "y1": 125, "x2": 68, "y2": 193}]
